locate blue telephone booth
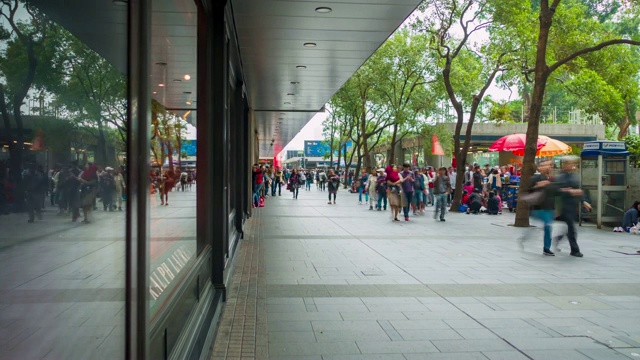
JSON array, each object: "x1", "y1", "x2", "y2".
[{"x1": 580, "y1": 141, "x2": 630, "y2": 228}]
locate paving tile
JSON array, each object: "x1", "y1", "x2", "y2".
[
  {"x1": 503, "y1": 337, "x2": 607, "y2": 350},
  {"x1": 481, "y1": 351, "x2": 530, "y2": 360},
  {"x1": 577, "y1": 348, "x2": 635, "y2": 360},
  {"x1": 356, "y1": 340, "x2": 439, "y2": 354},
  {"x1": 268, "y1": 342, "x2": 360, "y2": 356},
  {"x1": 397, "y1": 329, "x2": 463, "y2": 341},
  {"x1": 454, "y1": 328, "x2": 500, "y2": 340},
  {"x1": 431, "y1": 339, "x2": 513, "y2": 352},
  {"x1": 314, "y1": 329, "x2": 391, "y2": 342},
  {"x1": 268, "y1": 331, "x2": 316, "y2": 343},
  {"x1": 524, "y1": 349, "x2": 592, "y2": 360},
  {"x1": 389, "y1": 320, "x2": 451, "y2": 330},
  {"x1": 322, "y1": 355, "x2": 406, "y2": 360},
  {"x1": 404, "y1": 352, "x2": 490, "y2": 360},
  {"x1": 340, "y1": 312, "x2": 407, "y2": 321}
]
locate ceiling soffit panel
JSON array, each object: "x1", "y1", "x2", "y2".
[{"x1": 231, "y1": 0, "x2": 422, "y2": 157}]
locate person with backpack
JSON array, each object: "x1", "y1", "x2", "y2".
[
  {"x1": 375, "y1": 168, "x2": 387, "y2": 211},
  {"x1": 357, "y1": 169, "x2": 369, "y2": 205},
  {"x1": 272, "y1": 167, "x2": 283, "y2": 196},
  {"x1": 318, "y1": 170, "x2": 327, "y2": 191}
]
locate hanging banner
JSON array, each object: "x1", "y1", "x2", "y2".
[{"x1": 431, "y1": 134, "x2": 444, "y2": 156}]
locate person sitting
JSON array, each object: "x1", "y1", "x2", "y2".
[
  {"x1": 466, "y1": 188, "x2": 483, "y2": 214},
  {"x1": 621, "y1": 200, "x2": 639, "y2": 232},
  {"x1": 486, "y1": 191, "x2": 500, "y2": 215}
]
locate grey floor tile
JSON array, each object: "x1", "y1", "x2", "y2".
[
  {"x1": 454, "y1": 328, "x2": 499, "y2": 340},
  {"x1": 431, "y1": 339, "x2": 513, "y2": 352},
  {"x1": 340, "y1": 312, "x2": 408, "y2": 321},
  {"x1": 268, "y1": 331, "x2": 316, "y2": 343},
  {"x1": 269, "y1": 342, "x2": 361, "y2": 356},
  {"x1": 482, "y1": 351, "x2": 530, "y2": 360},
  {"x1": 397, "y1": 329, "x2": 463, "y2": 341},
  {"x1": 524, "y1": 349, "x2": 592, "y2": 360},
  {"x1": 404, "y1": 352, "x2": 490, "y2": 360},
  {"x1": 577, "y1": 348, "x2": 636, "y2": 360},
  {"x1": 314, "y1": 329, "x2": 390, "y2": 343},
  {"x1": 503, "y1": 337, "x2": 607, "y2": 350},
  {"x1": 267, "y1": 320, "x2": 313, "y2": 332},
  {"x1": 356, "y1": 340, "x2": 439, "y2": 354},
  {"x1": 322, "y1": 355, "x2": 406, "y2": 360},
  {"x1": 444, "y1": 319, "x2": 484, "y2": 329},
  {"x1": 389, "y1": 320, "x2": 451, "y2": 330}
]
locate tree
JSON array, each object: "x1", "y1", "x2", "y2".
[
  {"x1": 0, "y1": 0, "x2": 56, "y2": 210},
  {"x1": 52, "y1": 32, "x2": 127, "y2": 165},
  {"x1": 373, "y1": 29, "x2": 435, "y2": 163},
  {"x1": 415, "y1": 0, "x2": 519, "y2": 211},
  {"x1": 514, "y1": 0, "x2": 640, "y2": 227}
]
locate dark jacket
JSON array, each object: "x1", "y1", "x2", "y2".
[
  {"x1": 433, "y1": 175, "x2": 452, "y2": 195},
  {"x1": 528, "y1": 173, "x2": 556, "y2": 211},
  {"x1": 554, "y1": 171, "x2": 582, "y2": 216}
]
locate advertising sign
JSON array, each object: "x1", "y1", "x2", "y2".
[
  {"x1": 304, "y1": 140, "x2": 330, "y2": 157},
  {"x1": 181, "y1": 140, "x2": 197, "y2": 156}
]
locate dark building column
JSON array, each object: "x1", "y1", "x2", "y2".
[
  {"x1": 234, "y1": 81, "x2": 246, "y2": 234},
  {"x1": 126, "y1": 0, "x2": 151, "y2": 358}
]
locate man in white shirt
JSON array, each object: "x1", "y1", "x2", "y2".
[{"x1": 448, "y1": 167, "x2": 457, "y2": 205}]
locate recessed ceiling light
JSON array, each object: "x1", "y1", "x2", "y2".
[
  {"x1": 155, "y1": 62, "x2": 167, "y2": 66},
  {"x1": 173, "y1": 79, "x2": 182, "y2": 82},
  {"x1": 152, "y1": 91, "x2": 157, "y2": 95},
  {"x1": 287, "y1": 93, "x2": 295, "y2": 96},
  {"x1": 158, "y1": 83, "x2": 165, "y2": 87},
  {"x1": 186, "y1": 101, "x2": 192, "y2": 105},
  {"x1": 296, "y1": 65, "x2": 307, "y2": 69},
  {"x1": 303, "y1": 42, "x2": 317, "y2": 47},
  {"x1": 315, "y1": 6, "x2": 332, "y2": 13},
  {"x1": 184, "y1": 74, "x2": 191, "y2": 80},
  {"x1": 290, "y1": 81, "x2": 299, "y2": 84},
  {"x1": 284, "y1": 102, "x2": 291, "y2": 105}
]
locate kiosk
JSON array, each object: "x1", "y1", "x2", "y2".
[{"x1": 580, "y1": 141, "x2": 630, "y2": 228}]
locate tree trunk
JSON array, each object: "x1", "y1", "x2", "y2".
[
  {"x1": 617, "y1": 100, "x2": 631, "y2": 140},
  {"x1": 515, "y1": 2, "x2": 554, "y2": 227},
  {"x1": 389, "y1": 121, "x2": 398, "y2": 164}
]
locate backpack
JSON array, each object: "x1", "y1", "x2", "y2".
[
  {"x1": 416, "y1": 174, "x2": 425, "y2": 191},
  {"x1": 320, "y1": 172, "x2": 327, "y2": 181},
  {"x1": 300, "y1": 173, "x2": 306, "y2": 181}
]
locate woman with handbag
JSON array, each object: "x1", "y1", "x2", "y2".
[
  {"x1": 517, "y1": 160, "x2": 557, "y2": 256},
  {"x1": 327, "y1": 169, "x2": 340, "y2": 204}
]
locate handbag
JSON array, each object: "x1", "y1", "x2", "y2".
[{"x1": 518, "y1": 190, "x2": 545, "y2": 206}]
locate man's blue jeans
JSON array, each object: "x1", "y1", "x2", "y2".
[
  {"x1": 435, "y1": 194, "x2": 447, "y2": 220},
  {"x1": 532, "y1": 209, "x2": 554, "y2": 250},
  {"x1": 253, "y1": 183, "x2": 263, "y2": 206},
  {"x1": 358, "y1": 186, "x2": 368, "y2": 203},
  {"x1": 377, "y1": 191, "x2": 387, "y2": 210},
  {"x1": 403, "y1": 191, "x2": 413, "y2": 218}
]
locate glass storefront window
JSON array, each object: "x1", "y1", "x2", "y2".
[
  {"x1": 148, "y1": 0, "x2": 198, "y2": 322},
  {"x1": 0, "y1": 1, "x2": 126, "y2": 358}
]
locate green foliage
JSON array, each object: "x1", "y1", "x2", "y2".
[{"x1": 624, "y1": 134, "x2": 640, "y2": 167}]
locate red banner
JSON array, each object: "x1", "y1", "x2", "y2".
[{"x1": 431, "y1": 134, "x2": 444, "y2": 156}]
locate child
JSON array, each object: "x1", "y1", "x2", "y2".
[
  {"x1": 487, "y1": 191, "x2": 500, "y2": 215},
  {"x1": 385, "y1": 165, "x2": 401, "y2": 194}
]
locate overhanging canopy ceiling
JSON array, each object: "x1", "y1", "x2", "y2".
[
  {"x1": 30, "y1": 0, "x2": 422, "y2": 158},
  {"x1": 231, "y1": 0, "x2": 422, "y2": 158}
]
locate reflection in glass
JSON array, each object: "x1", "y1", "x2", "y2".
[
  {"x1": 0, "y1": 1, "x2": 126, "y2": 358},
  {"x1": 148, "y1": 0, "x2": 198, "y2": 321}
]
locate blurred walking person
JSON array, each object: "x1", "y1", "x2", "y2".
[
  {"x1": 433, "y1": 167, "x2": 452, "y2": 222},
  {"x1": 518, "y1": 160, "x2": 557, "y2": 256},
  {"x1": 553, "y1": 156, "x2": 590, "y2": 257},
  {"x1": 368, "y1": 169, "x2": 378, "y2": 210}
]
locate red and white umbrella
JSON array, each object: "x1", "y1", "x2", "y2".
[{"x1": 488, "y1": 133, "x2": 547, "y2": 153}]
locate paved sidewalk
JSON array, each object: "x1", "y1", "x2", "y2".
[{"x1": 213, "y1": 187, "x2": 640, "y2": 360}]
